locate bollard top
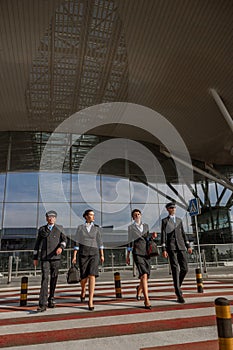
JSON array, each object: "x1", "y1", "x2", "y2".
[
  {"x1": 215, "y1": 297, "x2": 230, "y2": 306},
  {"x1": 21, "y1": 276, "x2": 28, "y2": 283}
]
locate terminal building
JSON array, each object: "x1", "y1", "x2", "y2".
[{"x1": 0, "y1": 0, "x2": 232, "y2": 270}]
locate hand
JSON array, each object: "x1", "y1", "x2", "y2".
[
  {"x1": 100, "y1": 255, "x2": 104, "y2": 264},
  {"x1": 72, "y1": 257, "x2": 76, "y2": 264},
  {"x1": 188, "y1": 247, "x2": 192, "y2": 254},
  {"x1": 56, "y1": 247, "x2": 62, "y2": 255},
  {"x1": 126, "y1": 256, "x2": 130, "y2": 265},
  {"x1": 152, "y1": 232, "x2": 157, "y2": 239},
  {"x1": 162, "y1": 251, "x2": 168, "y2": 259},
  {"x1": 33, "y1": 259, "x2": 38, "y2": 267}
]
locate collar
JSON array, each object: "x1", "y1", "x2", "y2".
[
  {"x1": 85, "y1": 221, "x2": 94, "y2": 226},
  {"x1": 47, "y1": 224, "x2": 54, "y2": 230},
  {"x1": 134, "y1": 221, "x2": 143, "y2": 226}
]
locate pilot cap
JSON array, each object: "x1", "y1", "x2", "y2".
[
  {"x1": 46, "y1": 210, "x2": 57, "y2": 217},
  {"x1": 166, "y1": 202, "x2": 176, "y2": 209}
]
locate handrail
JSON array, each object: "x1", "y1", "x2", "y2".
[{"x1": 1, "y1": 243, "x2": 232, "y2": 282}]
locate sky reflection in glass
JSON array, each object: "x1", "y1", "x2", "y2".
[
  {"x1": 0, "y1": 175, "x2": 5, "y2": 202},
  {"x1": 4, "y1": 203, "x2": 37, "y2": 227},
  {"x1": 6, "y1": 173, "x2": 38, "y2": 202},
  {"x1": 72, "y1": 174, "x2": 101, "y2": 202}
]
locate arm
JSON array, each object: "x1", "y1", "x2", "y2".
[
  {"x1": 97, "y1": 227, "x2": 104, "y2": 263},
  {"x1": 143, "y1": 224, "x2": 157, "y2": 241},
  {"x1": 181, "y1": 221, "x2": 192, "y2": 254},
  {"x1": 161, "y1": 220, "x2": 168, "y2": 258},
  {"x1": 126, "y1": 248, "x2": 131, "y2": 265},
  {"x1": 72, "y1": 227, "x2": 79, "y2": 264},
  {"x1": 72, "y1": 248, "x2": 78, "y2": 264},
  {"x1": 126, "y1": 225, "x2": 133, "y2": 265},
  {"x1": 56, "y1": 227, "x2": 67, "y2": 255},
  {"x1": 33, "y1": 229, "x2": 43, "y2": 267},
  {"x1": 148, "y1": 227, "x2": 158, "y2": 240},
  {"x1": 142, "y1": 224, "x2": 150, "y2": 239},
  {"x1": 99, "y1": 248, "x2": 104, "y2": 264}
]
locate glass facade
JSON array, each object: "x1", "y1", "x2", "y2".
[{"x1": 0, "y1": 131, "x2": 232, "y2": 251}]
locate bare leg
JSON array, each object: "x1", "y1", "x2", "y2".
[
  {"x1": 80, "y1": 277, "x2": 88, "y2": 298},
  {"x1": 88, "y1": 275, "x2": 95, "y2": 307},
  {"x1": 137, "y1": 279, "x2": 143, "y2": 297},
  {"x1": 141, "y1": 273, "x2": 150, "y2": 306}
]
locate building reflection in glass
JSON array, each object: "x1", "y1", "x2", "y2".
[{"x1": 0, "y1": 131, "x2": 232, "y2": 251}]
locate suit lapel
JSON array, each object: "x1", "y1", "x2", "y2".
[
  {"x1": 84, "y1": 223, "x2": 96, "y2": 238},
  {"x1": 165, "y1": 216, "x2": 175, "y2": 233}
]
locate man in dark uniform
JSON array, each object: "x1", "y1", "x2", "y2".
[
  {"x1": 33, "y1": 210, "x2": 67, "y2": 312},
  {"x1": 161, "y1": 202, "x2": 192, "y2": 303}
]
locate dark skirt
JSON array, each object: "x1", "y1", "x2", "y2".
[
  {"x1": 79, "y1": 254, "x2": 99, "y2": 279},
  {"x1": 133, "y1": 254, "x2": 151, "y2": 278}
]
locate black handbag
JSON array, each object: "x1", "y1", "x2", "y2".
[
  {"x1": 146, "y1": 238, "x2": 159, "y2": 257},
  {"x1": 67, "y1": 264, "x2": 80, "y2": 284}
]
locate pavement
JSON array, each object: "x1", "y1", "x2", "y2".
[{"x1": 0, "y1": 266, "x2": 232, "y2": 349}]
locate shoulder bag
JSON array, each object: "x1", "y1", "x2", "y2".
[
  {"x1": 67, "y1": 264, "x2": 80, "y2": 284},
  {"x1": 146, "y1": 238, "x2": 159, "y2": 257}
]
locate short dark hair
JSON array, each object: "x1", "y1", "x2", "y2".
[
  {"x1": 131, "y1": 209, "x2": 141, "y2": 218},
  {"x1": 83, "y1": 209, "x2": 94, "y2": 218}
]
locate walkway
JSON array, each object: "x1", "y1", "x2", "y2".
[{"x1": 0, "y1": 268, "x2": 232, "y2": 349}]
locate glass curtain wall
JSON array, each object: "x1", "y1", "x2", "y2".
[{"x1": 0, "y1": 132, "x2": 232, "y2": 254}]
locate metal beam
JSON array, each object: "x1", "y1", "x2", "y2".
[
  {"x1": 71, "y1": 0, "x2": 94, "y2": 112},
  {"x1": 167, "y1": 182, "x2": 188, "y2": 206},
  {"x1": 215, "y1": 187, "x2": 227, "y2": 207},
  {"x1": 133, "y1": 175, "x2": 187, "y2": 210},
  {"x1": 94, "y1": 14, "x2": 123, "y2": 104},
  {"x1": 161, "y1": 149, "x2": 233, "y2": 192},
  {"x1": 205, "y1": 163, "x2": 233, "y2": 188},
  {"x1": 209, "y1": 88, "x2": 233, "y2": 133},
  {"x1": 49, "y1": 15, "x2": 55, "y2": 117},
  {"x1": 226, "y1": 193, "x2": 233, "y2": 208}
]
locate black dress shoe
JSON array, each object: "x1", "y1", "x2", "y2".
[
  {"x1": 48, "y1": 300, "x2": 55, "y2": 308},
  {"x1": 37, "y1": 305, "x2": 46, "y2": 312},
  {"x1": 136, "y1": 286, "x2": 141, "y2": 300},
  {"x1": 177, "y1": 296, "x2": 185, "y2": 304},
  {"x1": 88, "y1": 305, "x2": 94, "y2": 311}
]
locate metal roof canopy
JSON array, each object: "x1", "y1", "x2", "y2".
[{"x1": 0, "y1": 0, "x2": 232, "y2": 167}]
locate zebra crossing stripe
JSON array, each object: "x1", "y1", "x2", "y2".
[
  {"x1": 0, "y1": 314, "x2": 221, "y2": 348},
  {"x1": 0, "y1": 278, "x2": 232, "y2": 348},
  {"x1": 140, "y1": 339, "x2": 218, "y2": 350}
]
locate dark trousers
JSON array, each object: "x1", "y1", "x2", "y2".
[
  {"x1": 168, "y1": 250, "x2": 188, "y2": 298},
  {"x1": 39, "y1": 260, "x2": 60, "y2": 306}
]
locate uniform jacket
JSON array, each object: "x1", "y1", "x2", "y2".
[
  {"x1": 161, "y1": 216, "x2": 190, "y2": 252},
  {"x1": 128, "y1": 223, "x2": 151, "y2": 256},
  {"x1": 33, "y1": 224, "x2": 67, "y2": 261},
  {"x1": 74, "y1": 224, "x2": 103, "y2": 256}
]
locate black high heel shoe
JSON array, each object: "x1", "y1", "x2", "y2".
[
  {"x1": 88, "y1": 304, "x2": 94, "y2": 311},
  {"x1": 136, "y1": 286, "x2": 141, "y2": 300},
  {"x1": 144, "y1": 302, "x2": 152, "y2": 310},
  {"x1": 80, "y1": 295, "x2": 86, "y2": 303}
]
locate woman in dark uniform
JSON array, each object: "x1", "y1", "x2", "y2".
[
  {"x1": 72, "y1": 209, "x2": 104, "y2": 310},
  {"x1": 126, "y1": 209, "x2": 157, "y2": 309}
]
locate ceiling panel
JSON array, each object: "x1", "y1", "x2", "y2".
[{"x1": 0, "y1": 0, "x2": 232, "y2": 165}]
